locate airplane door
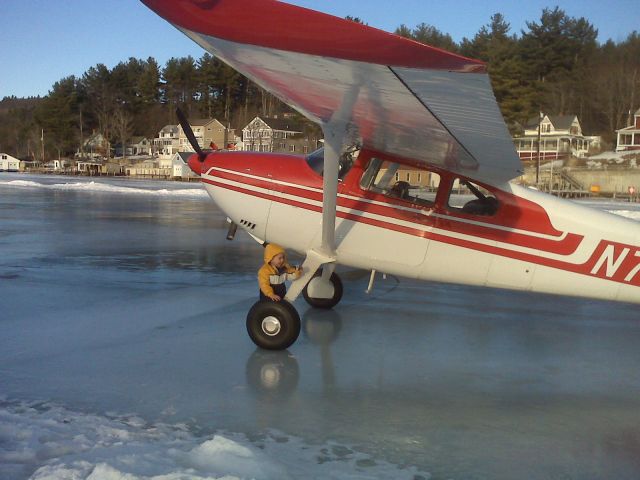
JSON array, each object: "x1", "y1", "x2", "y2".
[{"x1": 334, "y1": 215, "x2": 429, "y2": 271}]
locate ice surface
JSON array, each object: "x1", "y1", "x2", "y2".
[{"x1": 1, "y1": 172, "x2": 640, "y2": 480}]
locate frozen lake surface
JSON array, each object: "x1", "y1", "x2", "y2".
[{"x1": 1, "y1": 173, "x2": 640, "y2": 480}]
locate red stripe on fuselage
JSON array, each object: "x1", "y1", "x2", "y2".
[{"x1": 205, "y1": 171, "x2": 581, "y2": 256}]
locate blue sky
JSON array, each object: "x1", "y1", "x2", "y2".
[{"x1": 1, "y1": 0, "x2": 637, "y2": 98}]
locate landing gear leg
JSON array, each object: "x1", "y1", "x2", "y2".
[{"x1": 303, "y1": 268, "x2": 343, "y2": 309}]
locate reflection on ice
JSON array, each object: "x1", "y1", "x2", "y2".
[
  {"x1": 246, "y1": 350, "x2": 300, "y2": 395},
  {"x1": 303, "y1": 308, "x2": 344, "y2": 346}
]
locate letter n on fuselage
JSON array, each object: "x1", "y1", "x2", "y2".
[{"x1": 589, "y1": 244, "x2": 640, "y2": 284}]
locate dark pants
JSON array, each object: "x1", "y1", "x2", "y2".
[{"x1": 259, "y1": 283, "x2": 286, "y2": 301}]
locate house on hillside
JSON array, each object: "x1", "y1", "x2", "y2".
[
  {"x1": 242, "y1": 116, "x2": 320, "y2": 154},
  {"x1": 128, "y1": 137, "x2": 152, "y2": 156},
  {"x1": 78, "y1": 132, "x2": 109, "y2": 158},
  {"x1": 0, "y1": 153, "x2": 20, "y2": 172},
  {"x1": 178, "y1": 118, "x2": 230, "y2": 152},
  {"x1": 513, "y1": 114, "x2": 598, "y2": 161},
  {"x1": 153, "y1": 125, "x2": 180, "y2": 156},
  {"x1": 616, "y1": 108, "x2": 640, "y2": 151},
  {"x1": 114, "y1": 137, "x2": 152, "y2": 157}
]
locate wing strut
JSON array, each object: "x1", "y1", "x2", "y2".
[
  {"x1": 284, "y1": 121, "x2": 348, "y2": 302},
  {"x1": 285, "y1": 79, "x2": 360, "y2": 303},
  {"x1": 320, "y1": 125, "x2": 342, "y2": 254}
]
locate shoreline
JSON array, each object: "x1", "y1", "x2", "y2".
[{"x1": 2, "y1": 169, "x2": 201, "y2": 182}]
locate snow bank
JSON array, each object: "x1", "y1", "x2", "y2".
[
  {"x1": 0, "y1": 400, "x2": 424, "y2": 480},
  {"x1": 0, "y1": 178, "x2": 207, "y2": 199},
  {"x1": 588, "y1": 150, "x2": 639, "y2": 161},
  {"x1": 605, "y1": 209, "x2": 640, "y2": 221},
  {"x1": 586, "y1": 150, "x2": 639, "y2": 169},
  {"x1": 574, "y1": 199, "x2": 640, "y2": 222}
]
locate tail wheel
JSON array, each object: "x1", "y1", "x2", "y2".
[
  {"x1": 302, "y1": 270, "x2": 343, "y2": 309},
  {"x1": 246, "y1": 300, "x2": 301, "y2": 350}
]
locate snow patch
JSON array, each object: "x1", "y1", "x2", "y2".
[
  {"x1": 574, "y1": 199, "x2": 640, "y2": 221},
  {"x1": 586, "y1": 150, "x2": 640, "y2": 169},
  {"x1": 0, "y1": 400, "x2": 425, "y2": 480},
  {"x1": 605, "y1": 209, "x2": 640, "y2": 221}
]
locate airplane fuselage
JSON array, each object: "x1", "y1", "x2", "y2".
[{"x1": 192, "y1": 150, "x2": 640, "y2": 304}]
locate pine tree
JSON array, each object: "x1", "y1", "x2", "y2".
[
  {"x1": 394, "y1": 23, "x2": 458, "y2": 53},
  {"x1": 34, "y1": 76, "x2": 81, "y2": 157}
]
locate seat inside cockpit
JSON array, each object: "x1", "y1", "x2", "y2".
[
  {"x1": 359, "y1": 157, "x2": 440, "y2": 206},
  {"x1": 448, "y1": 179, "x2": 499, "y2": 216}
]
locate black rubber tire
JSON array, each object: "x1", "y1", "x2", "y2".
[
  {"x1": 246, "y1": 300, "x2": 301, "y2": 350},
  {"x1": 302, "y1": 270, "x2": 343, "y2": 309}
]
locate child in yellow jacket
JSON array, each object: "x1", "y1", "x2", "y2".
[{"x1": 258, "y1": 243, "x2": 302, "y2": 301}]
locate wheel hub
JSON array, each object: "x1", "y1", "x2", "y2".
[{"x1": 261, "y1": 316, "x2": 282, "y2": 336}]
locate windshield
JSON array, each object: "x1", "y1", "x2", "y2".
[{"x1": 305, "y1": 147, "x2": 358, "y2": 180}]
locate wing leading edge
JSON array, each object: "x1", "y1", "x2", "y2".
[{"x1": 142, "y1": 0, "x2": 523, "y2": 185}]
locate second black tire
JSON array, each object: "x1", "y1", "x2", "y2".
[{"x1": 302, "y1": 270, "x2": 343, "y2": 309}]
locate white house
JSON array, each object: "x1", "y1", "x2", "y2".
[
  {"x1": 616, "y1": 108, "x2": 640, "y2": 152},
  {"x1": 513, "y1": 114, "x2": 597, "y2": 161},
  {"x1": 172, "y1": 152, "x2": 199, "y2": 179},
  {"x1": 77, "y1": 132, "x2": 109, "y2": 158},
  {"x1": 77, "y1": 161, "x2": 102, "y2": 175},
  {"x1": 0, "y1": 153, "x2": 20, "y2": 172},
  {"x1": 125, "y1": 159, "x2": 171, "y2": 178},
  {"x1": 242, "y1": 116, "x2": 320, "y2": 154},
  {"x1": 128, "y1": 137, "x2": 152, "y2": 156},
  {"x1": 115, "y1": 137, "x2": 152, "y2": 157},
  {"x1": 53, "y1": 159, "x2": 71, "y2": 171},
  {"x1": 154, "y1": 125, "x2": 180, "y2": 156}
]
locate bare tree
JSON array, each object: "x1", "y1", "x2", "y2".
[{"x1": 113, "y1": 106, "x2": 134, "y2": 160}]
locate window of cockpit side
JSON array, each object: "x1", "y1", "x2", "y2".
[
  {"x1": 359, "y1": 158, "x2": 441, "y2": 207},
  {"x1": 447, "y1": 177, "x2": 499, "y2": 216}
]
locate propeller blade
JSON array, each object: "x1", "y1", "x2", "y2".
[{"x1": 176, "y1": 108, "x2": 206, "y2": 162}]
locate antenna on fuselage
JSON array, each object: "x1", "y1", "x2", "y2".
[{"x1": 176, "y1": 108, "x2": 207, "y2": 162}]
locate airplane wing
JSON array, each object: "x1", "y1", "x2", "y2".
[{"x1": 142, "y1": 0, "x2": 523, "y2": 186}]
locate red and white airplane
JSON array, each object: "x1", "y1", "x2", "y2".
[{"x1": 142, "y1": 0, "x2": 640, "y2": 350}]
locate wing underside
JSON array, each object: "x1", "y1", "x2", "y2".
[{"x1": 143, "y1": 0, "x2": 523, "y2": 185}]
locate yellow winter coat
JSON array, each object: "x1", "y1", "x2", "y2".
[{"x1": 258, "y1": 243, "x2": 301, "y2": 298}]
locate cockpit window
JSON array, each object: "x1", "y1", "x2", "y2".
[
  {"x1": 306, "y1": 147, "x2": 358, "y2": 180},
  {"x1": 306, "y1": 147, "x2": 324, "y2": 175},
  {"x1": 448, "y1": 178, "x2": 499, "y2": 216},
  {"x1": 360, "y1": 158, "x2": 440, "y2": 206}
]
